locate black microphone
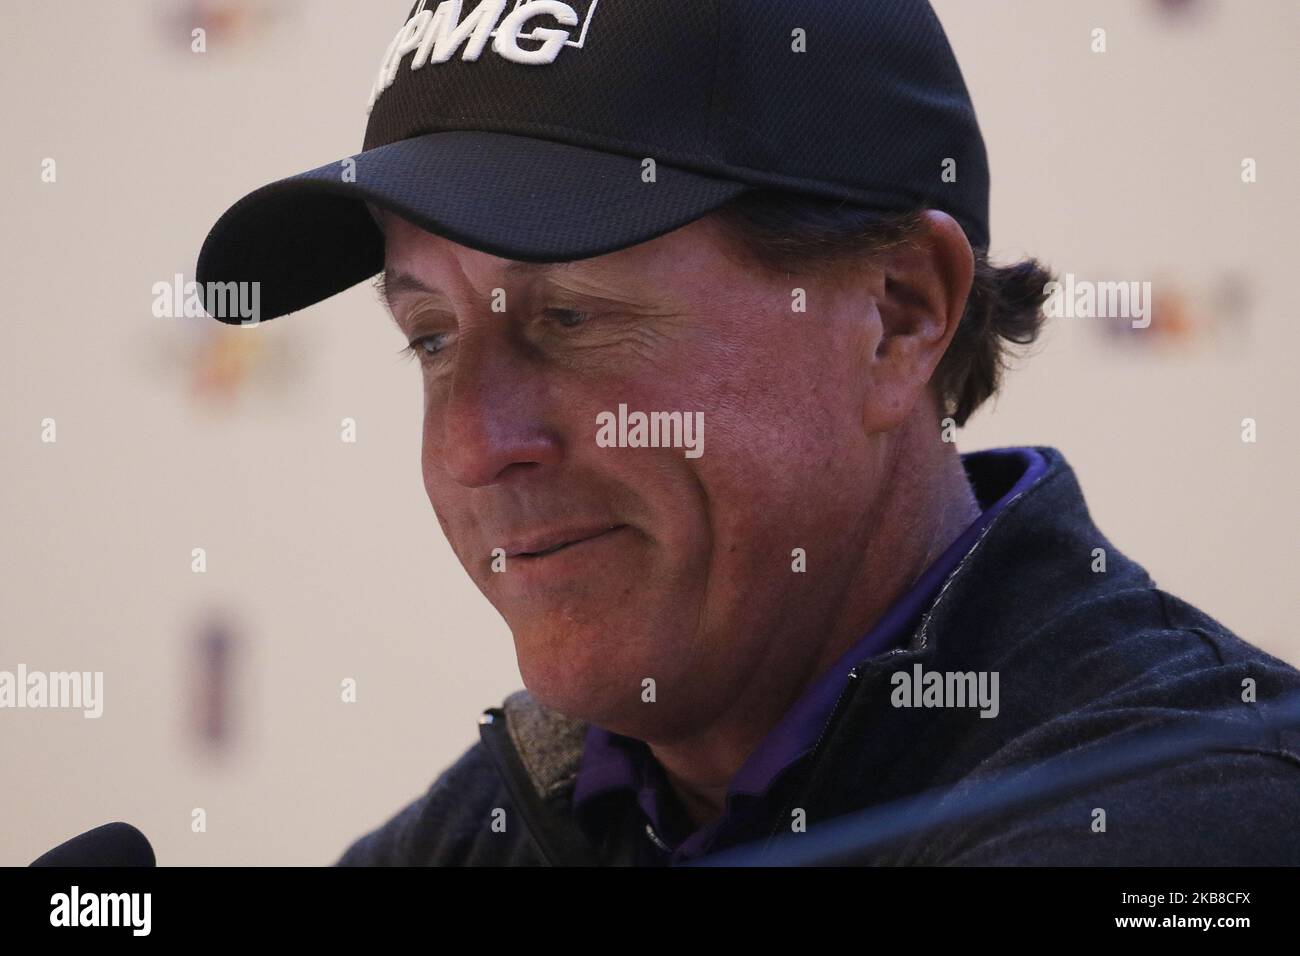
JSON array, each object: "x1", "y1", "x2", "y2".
[{"x1": 30, "y1": 823, "x2": 155, "y2": 867}]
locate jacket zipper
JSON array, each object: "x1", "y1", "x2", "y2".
[
  {"x1": 761, "y1": 666, "x2": 862, "y2": 852},
  {"x1": 477, "y1": 709, "x2": 563, "y2": 866}
]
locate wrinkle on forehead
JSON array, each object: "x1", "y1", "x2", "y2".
[{"x1": 373, "y1": 204, "x2": 739, "y2": 323}]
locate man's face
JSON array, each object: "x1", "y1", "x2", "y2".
[{"x1": 378, "y1": 209, "x2": 887, "y2": 741}]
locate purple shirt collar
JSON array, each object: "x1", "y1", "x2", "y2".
[{"x1": 571, "y1": 446, "x2": 1049, "y2": 862}]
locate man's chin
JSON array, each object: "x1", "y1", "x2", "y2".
[
  {"x1": 509, "y1": 627, "x2": 646, "y2": 726},
  {"x1": 513, "y1": 643, "x2": 610, "y2": 718}
]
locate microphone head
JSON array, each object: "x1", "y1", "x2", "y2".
[{"x1": 30, "y1": 822, "x2": 155, "y2": 867}]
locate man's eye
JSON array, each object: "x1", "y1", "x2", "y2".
[
  {"x1": 403, "y1": 332, "x2": 451, "y2": 361},
  {"x1": 545, "y1": 307, "x2": 591, "y2": 329}
]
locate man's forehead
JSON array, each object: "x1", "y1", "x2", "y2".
[
  {"x1": 377, "y1": 224, "x2": 594, "y2": 303},
  {"x1": 371, "y1": 207, "x2": 695, "y2": 321},
  {"x1": 377, "y1": 259, "x2": 580, "y2": 310}
]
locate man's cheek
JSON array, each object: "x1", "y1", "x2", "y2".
[{"x1": 421, "y1": 484, "x2": 476, "y2": 570}]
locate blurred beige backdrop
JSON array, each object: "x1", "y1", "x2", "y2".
[{"x1": 1, "y1": 0, "x2": 1296, "y2": 865}]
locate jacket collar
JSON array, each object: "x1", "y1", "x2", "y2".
[
  {"x1": 478, "y1": 690, "x2": 595, "y2": 865},
  {"x1": 753, "y1": 445, "x2": 1156, "y2": 859}
]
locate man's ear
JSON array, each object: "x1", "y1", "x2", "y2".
[{"x1": 862, "y1": 209, "x2": 973, "y2": 432}]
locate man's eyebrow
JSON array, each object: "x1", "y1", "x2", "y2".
[
  {"x1": 374, "y1": 261, "x2": 580, "y2": 318},
  {"x1": 373, "y1": 269, "x2": 434, "y2": 315}
]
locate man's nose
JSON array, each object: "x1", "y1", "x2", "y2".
[{"x1": 434, "y1": 331, "x2": 562, "y2": 488}]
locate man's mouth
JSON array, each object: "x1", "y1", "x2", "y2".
[{"x1": 508, "y1": 524, "x2": 629, "y2": 559}]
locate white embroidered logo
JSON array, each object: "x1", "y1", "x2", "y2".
[{"x1": 366, "y1": 0, "x2": 601, "y2": 113}]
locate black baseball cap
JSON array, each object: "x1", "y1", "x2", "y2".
[{"x1": 196, "y1": 0, "x2": 988, "y2": 324}]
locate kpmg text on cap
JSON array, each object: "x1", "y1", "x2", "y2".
[{"x1": 368, "y1": 0, "x2": 602, "y2": 111}]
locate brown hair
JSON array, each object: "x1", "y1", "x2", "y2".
[{"x1": 707, "y1": 191, "x2": 1054, "y2": 426}]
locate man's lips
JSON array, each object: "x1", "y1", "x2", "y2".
[{"x1": 506, "y1": 524, "x2": 630, "y2": 559}]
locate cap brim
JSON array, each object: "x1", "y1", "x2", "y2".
[{"x1": 196, "y1": 130, "x2": 751, "y2": 324}]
